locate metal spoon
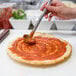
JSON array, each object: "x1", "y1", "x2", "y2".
[
  {"x1": 29, "y1": 0, "x2": 52, "y2": 37},
  {"x1": 23, "y1": 0, "x2": 52, "y2": 44}
]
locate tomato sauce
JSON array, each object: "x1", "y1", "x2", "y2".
[
  {"x1": 9, "y1": 36, "x2": 67, "y2": 61},
  {"x1": 0, "y1": 6, "x2": 13, "y2": 29}
]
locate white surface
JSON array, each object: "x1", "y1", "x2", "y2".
[
  {"x1": 0, "y1": 3, "x2": 15, "y2": 8},
  {"x1": 55, "y1": 20, "x2": 76, "y2": 30},
  {"x1": 0, "y1": 30, "x2": 76, "y2": 76},
  {"x1": 9, "y1": 18, "x2": 53, "y2": 30},
  {"x1": 9, "y1": 19, "x2": 30, "y2": 30},
  {"x1": 0, "y1": 30, "x2": 4, "y2": 34},
  {"x1": 32, "y1": 20, "x2": 53, "y2": 30}
]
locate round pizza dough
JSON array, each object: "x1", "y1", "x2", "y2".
[{"x1": 7, "y1": 32, "x2": 72, "y2": 65}]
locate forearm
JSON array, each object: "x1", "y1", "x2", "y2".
[{"x1": 70, "y1": 8, "x2": 76, "y2": 19}]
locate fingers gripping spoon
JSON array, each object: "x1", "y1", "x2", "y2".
[
  {"x1": 30, "y1": 0, "x2": 52, "y2": 37},
  {"x1": 23, "y1": 0, "x2": 52, "y2": 44}
]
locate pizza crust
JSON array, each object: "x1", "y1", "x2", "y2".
[{"x1": 7, "y1": 32, "x2": 72, "y2": 65}]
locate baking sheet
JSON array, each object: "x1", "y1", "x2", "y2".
[{"x1": 0, "y1": 30, "x2": 76, "y2": 76}]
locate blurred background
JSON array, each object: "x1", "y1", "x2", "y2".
[
  {"x1": 0, "y1": 0, "x2": 76, "y2": 10},
  {"x1": 0, "y1": 0, "x2": 76, "y2": 30}
]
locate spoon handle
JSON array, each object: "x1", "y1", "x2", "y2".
[{"x1": 30, "y1": 0, "x2": 52, "y2": 37}]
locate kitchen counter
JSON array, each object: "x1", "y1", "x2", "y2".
[{"x1": 0, "y1": 30, "x2": 76, "y2": 76}]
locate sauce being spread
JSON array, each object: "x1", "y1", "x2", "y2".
[
  {"x1": 23, "y1": 34, "x2": 36, "y2": 45},
  {"x1": 9, "y1": 36, "x2": 67, "y2": 61}
]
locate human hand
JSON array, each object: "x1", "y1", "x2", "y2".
[{"x1": 40, "y1": 0, "x2": 75, "y2": 21}]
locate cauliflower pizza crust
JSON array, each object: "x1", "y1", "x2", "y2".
[{"x1": 7, "y1": 32, "x2": 72, "y2": 65}]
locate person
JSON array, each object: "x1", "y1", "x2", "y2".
[{"x1": 40, "y1": 0, "x2": 76, "y2": 21}]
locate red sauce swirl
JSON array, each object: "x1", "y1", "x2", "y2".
[{"x1": 9, "y1": 36, "x2": 67, "y2": 61}]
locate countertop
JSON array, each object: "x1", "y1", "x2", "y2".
[{"x1": 0, "y1": 30, "x2": 76, "y2": 76}]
